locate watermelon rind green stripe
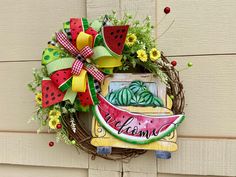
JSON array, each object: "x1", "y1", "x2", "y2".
[
  {"x1": 88, "y1": 74, "x2": 99, "y2": 105},
  {"x1": 82, "y1": 18, "x2": 89, "y2": 31},
  {"x1": 59, "y1": 77, "x2": 72, "y2": 92},
  {"x1": 94, "y1": 34, "x2": 103, "y2": 47}
]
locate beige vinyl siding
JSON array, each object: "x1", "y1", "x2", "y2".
[{"x1": 0, "y1": 0, "x2": 235, "y2": 176}]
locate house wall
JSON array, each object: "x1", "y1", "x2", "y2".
[{"x1": 0, "y1": 0, "x2": 235, "y2": 176}]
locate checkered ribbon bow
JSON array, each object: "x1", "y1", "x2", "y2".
[{"x1": 56, "y1": 32, "x2": 104, "y2": 82}]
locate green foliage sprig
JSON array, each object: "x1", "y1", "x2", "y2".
[{"x1": 103, "y1": 11, "x2": 168, "y2": 84}]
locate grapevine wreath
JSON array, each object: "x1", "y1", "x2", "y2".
[{"x1": 28, "y1": 11, "x2": 191, "y2": 160}]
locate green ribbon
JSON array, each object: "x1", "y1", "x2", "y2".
[
  {"x1": 46, "y1": 57, "x2": 75, "y2": 75},
  {"x1": 63, "y1": 87, "x2": 77, "y2": 103}
]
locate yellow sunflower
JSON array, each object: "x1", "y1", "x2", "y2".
[
  {"x1": 49, "y1": 118, "x2": 60, "y2": 129},
  {"x1": 137, "y1": 49, "x2": 148, "y2": 62},
  {"x1": 49, "y1": 109, "x2": 61, "y2": 119},
  {"x1": 35, "y1": 92, "x2": 42, "y2": 105},
  {"x1": 125, "y1": 33, "x2": 137, "y2": 46},
  {"x1": 149, "y1": 48, "x2": 161, "y2": 61}
]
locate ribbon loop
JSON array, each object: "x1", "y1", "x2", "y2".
[
  {"x1": 72, "y1": 60, "x2": 83, "y2": 75},
  {"x1": 80, "y1": 46, "x2": 94, "y2": 58},
  {"x1": 56, "y1": 32, "x2": 104, "y2": 83}
]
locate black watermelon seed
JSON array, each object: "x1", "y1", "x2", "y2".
[
  {"x1": 118, "y1": 42, "x2": 121, "y2": 46},
  {"x1": 110, "y1": 32, "x2": 114, "y2": 35},
  {"x1": 64, "y1": 71, "x2": 67, "y2": 74},
  {"x1": 51, "y1": 92, "x2": 54, "y2": 96},
  {"x1": 120, "y1": 35, "x2": 123, "y2": 39},
  {"x1": 57, "y1": 94, "x2": 61, "y2": 97},
  {"x1": 114, "y1": 35, "x2": 118, "y2": 39},
  {"x1": 45, "y1": 94, "x2": 48, "y2": 98},
  {"x1": 63, "y1": 78, "x2": 66, "y2": 81},
  {"x1": 56, "y1": 79, "x2": 58, "y2": 83},
  {"x1": 122, "y1": 29, "x2": 125, "y2": 32},
  {"x1": 117, "y1": 29, "x2": 120, "y2": 33},
  {"x1": 139, "y1": 123, "x2": 141, "y2": 125},
  {"x1": 56, "y1": 73, "x2": 59, "y2": 76},
  {"x1": 74, "y1": 22, "x2": 76, "y2": 25},
  {"x1": 150, "y1": 121, "x2": 153, "y2": 123},
  {"x1": 46, "y1": 101, "x2": 49, "y2": 105},
  {"x1": 46, "y1": 87, "x2": 49, "y2": 91},
  {"x1": 52, "y1": 97, "x2": 55, "y2": 100}
]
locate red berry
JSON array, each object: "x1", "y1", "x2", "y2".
[
  {"x1": 171, "y1": 60, "x2": 177, "y2": 66},
  {"x1": 49, "y1": 141, "x2": 54, "y2": 147},
  {"x1": 56, "y1": 123, "x2": 62, "y2": 129},
  {"x1": 164, "y1": 7, "x2": 171, "y2": 14}
]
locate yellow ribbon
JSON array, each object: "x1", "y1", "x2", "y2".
[
  {"x1": 72, "y1": 69, "x2": 87, "y2": 92},
  {"x1": 72, "y1": 32, "x2": 93, "y2": 92},
  {"x1": 76, "y1": 32, "x2": 93, "y2": 50}
]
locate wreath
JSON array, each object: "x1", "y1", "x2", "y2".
[{"x1": 28, "y1": 11, "x2": 191, "y2": 160}]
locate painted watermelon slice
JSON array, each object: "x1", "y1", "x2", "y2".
[
  {"x1": 93, "y1": 94, "x2": 185, "y2": 144},
  {"x1": 102, "y1": 25, "x2": 129, "y2": 56},
  {"x1": 49, "y1": 69, "x2": 72, "y2": 92},
  {"x1": 70, "y1": 18, "x2": 89, "y2": 46},
  {"x1": 42, "y1": 79, "x2": 65, "y2": 108}
]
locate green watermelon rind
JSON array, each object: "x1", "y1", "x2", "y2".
[
  {"x1": 93, "y1": 34, "x2": 103, "y2": 47},
  {"x1": 92, "y1": 99, "x2": 185, "y2": 145},
  {"x1": 81, "y1": 18, "x2": 89, "y2": 31},
  {"x1": 58, "y1": 77, "x2": 73, "y2": 92},
  {"x1": 88, "y1": 74, "x2": 99, "y2": 105}
]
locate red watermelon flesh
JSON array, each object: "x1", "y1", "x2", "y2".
[
  {"x1": 77, "y1": 82, "x2": 94, "y2": 106},
  {"x1": 102, "y1": 25, "x2": 129, "y2": 56},
  {"x1": 70, "y1": 18, "x2": 88, "y2": 46},
  {"x1": 85, "y1": 27, "x2": 102, "y2": 47},
  {"x1": 93, "y1": 94, "x2": 185, "y2": 144},
  {"x1": 50, "y1": 69, "x2": 72, "y2": 92},
  {"x1": 42, "y1": 79, "x2": 65, "y2": 108}
]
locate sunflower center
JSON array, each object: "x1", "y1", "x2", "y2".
[
  {"x1": 128, "y1": 37, "x2": 134, "y2": 42},
  {"x1": 52, "y1": 120, "x2": 57, "y2": 126},
  {"x1": 152, "y1": 51, "x2": 157, "y2": 56},
  {"x1": 50, "y1": 111, "x2": 56, "y2": 116}
]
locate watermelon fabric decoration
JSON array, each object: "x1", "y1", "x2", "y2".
[
  {"x1": 28, "y1": 14, "x2": 187, "y2": 161},
  {"x1": 102, "y1": 25, "x2": 129, "y2": 57},
  {"x1": 42, "y1": 79, "x2": 65, "y2": 108},
  {"x1": 70, "y1": 18, "x2": 89, "y2": 46},
  {"x1": 49, "y1": 69, "x2": 72, "y2": 92}
]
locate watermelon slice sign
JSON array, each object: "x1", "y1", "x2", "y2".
[{"x1": 93, "y1": 95, "x2": 185, "y2": 144}]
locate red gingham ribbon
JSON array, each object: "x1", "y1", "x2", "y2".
[
  {"x1": 80, "y1": 46, "x2": 94, "y2": 58},
  {"x1": 55, "y1": 32, "x2": 104, "y2": 82},
  {"x1": 71, "y1": 60, "x2": 83, "y2": 75}
]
